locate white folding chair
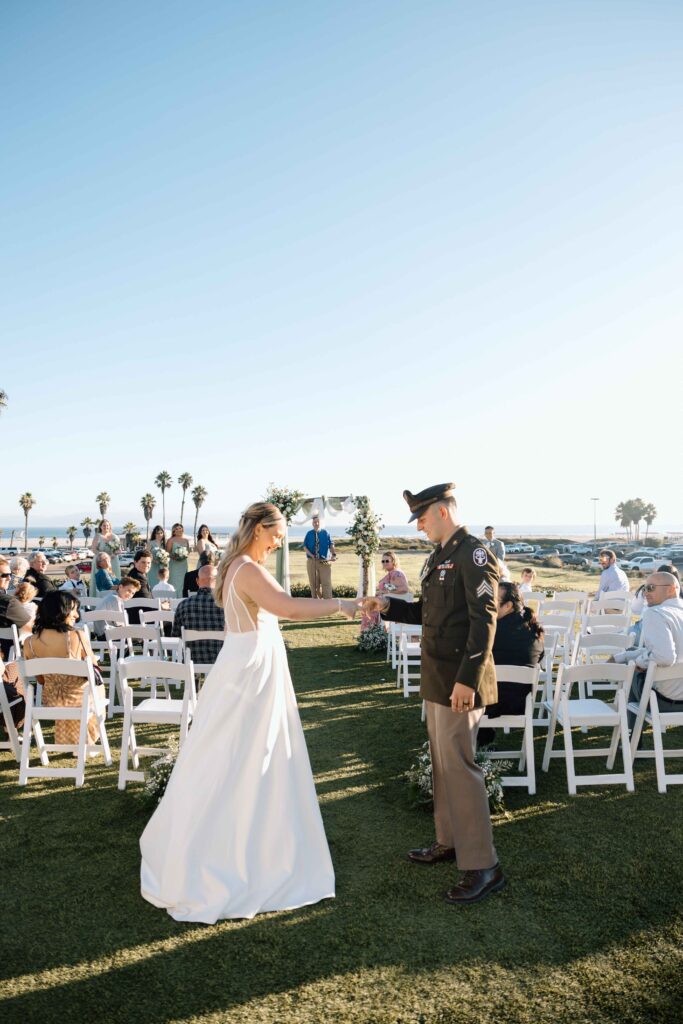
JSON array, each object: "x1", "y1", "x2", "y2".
[
  {"x1": 78, "y1": 598, "x2": 103, "y2": 612},
  {"x1": 123, "y1": 598, "x2": 161, "y2": 614},
  {"x1": 105, "y1": 624, "x2": 163, "y2": 717},
  {"x1": 397, "y1": 628, "x2": 421, "y2": 698},
  {"x1": 583, "y1": 613, "x2": 632, "y2": 635},
  {"x1": 478, "y1": 664, "x2": 541, "y2": 793},
  {"x1": 538, "y1": 613, "x2": 574, "y2": 666},
  {"x1": 17, "y1": 657, "x2": 111, "y2": 787},
  {"x1": 140, "y1": 608, "x2": 180, "y2": 661},
  {"x1": 521, "y1": 591, "x2": 546, "y2": 611},
  {"x1": 590, "y1": 592, "x2": 633, "y2": 615},
  {"x1": 0, "y1": 628, "x2": 23, "y2": 760},
  {"x1": 541, "y1": 662, "x2": 636, "y2": 794},
  {"x1": 629, "y1": 663, "x2": 683, "y2": 792},
  {"x1": 117, "y1": 657, "x2": 197, "y2": 789},
  {"x1": 534, "y1": 631, "x2": 559, "y2": 723},
  {"x1": 180, "y1": 628, "x2": 224, "y2": 684}
]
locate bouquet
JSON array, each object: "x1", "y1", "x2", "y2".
[
  {"x1": 357, "y1": 623, "x2": 388, "y2": 653},
  {"x1": 140, "y1": 744, "x2": 178, "y2": 808},
  {"x1": 171, "y1": 545, "x2": 189, "y2": 561},
  {"x1": 104, "y1": 536, "x2": 121, "y2": 556},
  {"x1": 153, "y1": 547, "x2": 170, "y2": 568},
  {"x1": 406, "y1": 741, "x2": 511, "y2": 812}
]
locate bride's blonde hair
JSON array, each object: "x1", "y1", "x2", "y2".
[{"x1": 214, "y1": 502, "x2": 284, "y2": 608}]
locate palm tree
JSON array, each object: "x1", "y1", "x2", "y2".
[
  {"x1": 0, "y1": 389, "x2": 7, "y2": 415},
  {"x1": 81, "y1": 516, "x2": 95, "y2": 550},
  {"x1": 51, "y1": 536, "x2": 58, "y2": 549},
  {"x1": 19, "y1": 493, "x2": 36, "y2": 552},
  {"x1": 66, "y1": 525, "x2": 77, "y2": 550},
  {"x1": 141, "y1": 494, "x2": 156, "y2": 540},
  {"x1": 178, "y1": 472, "x2": 193, "y2": 525},
  {"x1": 38, "y1": 535, "x2": 46, "y2": 549},
  {"x1": 96, "y1": 492, "x2": 111, "y2": 519},
  {"x1": 154, "y1": 471, "x2": 172, "y2": 530},
  {"x1": 643, "y1": 502, "x2": 657, "y2": 540},
  {"x1": 122, "y1": 521, "x2": 138, "y2": 550},
  {"x1": 191, "y1": 485, "x2": 208, "y2": 542},
  {"x1": 614, "y1": 501, "x2": 632, "y2": 542}
]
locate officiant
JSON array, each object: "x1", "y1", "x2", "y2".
[{"x1": 303, "y1": 516, "x2": 336, "y2": 598}]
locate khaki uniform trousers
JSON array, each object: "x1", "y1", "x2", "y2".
[
  {"x1": 425, "y1": 699, "x2": 497, "y2": 871},
  {"x1": 306, "y1": 558, "x2": 333, "y2": 599}
]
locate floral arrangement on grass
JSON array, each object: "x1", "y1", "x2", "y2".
[
  {"x1": 406, "y1": 741, "x2": 511, "y2": 813},
  {"x1": 264, "y1": 483, "x2": 305, "y2": 524},
  {"x1": 347, "y1": 495, "x2": 383, "y2": 601},
  {"x1": 103, "y1": 536, "x2": 121, "y2": 556},
  {"x1": 140, "y1": 743, "x2": 179, "y2": 808},
  {"x1": 153, "y1": 547, "x2": 170, "y2": 568},
  {"x1": 171, "y1": 545, "x2": 189, "y2": 561},
  {"x1": 357, "y1": 623, "x2": 388, "y2": 653}
]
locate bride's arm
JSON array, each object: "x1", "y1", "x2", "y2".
[{"x1": 235, "y1": 563, "x2": 353, "y2": 621}]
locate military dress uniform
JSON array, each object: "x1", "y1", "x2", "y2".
[{"x1": 382, "y1": 490, "x2": 500, "y2": 873}]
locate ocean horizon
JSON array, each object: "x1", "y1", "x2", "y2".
[{"x1": 2, "y1": 522, "x2": 682, "y2": 547}]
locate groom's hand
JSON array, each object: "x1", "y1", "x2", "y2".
[{"x1": 450, "y1": 682, "x2": 476, "y2": 713}]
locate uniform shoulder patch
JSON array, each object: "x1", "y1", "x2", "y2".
[{"x1": 473, "y1": 547, "x2": 488, "y2": 567}]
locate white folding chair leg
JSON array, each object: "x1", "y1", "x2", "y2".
[
  {"x1": 74, "y1": 693, "x2": 90, "y2": 788},
  {"x1": 651, "y1": 694, "x2": 667, "y2": 794},
  {"x1": 619, "y1": 693, "x2": 635, "y2": 792}
]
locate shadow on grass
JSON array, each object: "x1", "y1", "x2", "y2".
[{"x1": 1, "y1": 620, "x2": 682, "y2": 1023}]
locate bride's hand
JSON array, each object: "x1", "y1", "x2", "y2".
[{"x1": 339, "y1": 599, "x2": 361, "y2": 620}]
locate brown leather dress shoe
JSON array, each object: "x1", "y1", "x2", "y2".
[
  {"x1": 443, "y1": 863, "x2": 506, "y2": 905},
  {"x1": 407, "y1": 842, "x2": 456, "y2": 865}
]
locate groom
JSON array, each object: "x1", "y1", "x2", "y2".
[{"x1": 361, "y1": 483, "x2": 504, "y2": 905}]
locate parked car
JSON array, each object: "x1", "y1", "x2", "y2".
[
  {"x1": 627, "y1": 555, "x2": 663, "y2": 575},
  {"x1": 76, "y1": 559, "x2": 93, "y2": 572},
  {"x1": 119, "y1": 553, "x2": 135, "y2": 568},
  {"x1": 507, "y1": 543, "x2": 535, "y2": 554},
  {"x1": 560, "y1": 553, "x2": 590, "y2": 567}
]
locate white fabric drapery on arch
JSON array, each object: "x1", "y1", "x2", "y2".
[{"x1": 276, "y1": 496, "x2": 356, "y2": 595}]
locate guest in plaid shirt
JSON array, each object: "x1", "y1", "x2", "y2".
[{"x1": 172, "y1": 565, "x2": 225, "y2": 665}]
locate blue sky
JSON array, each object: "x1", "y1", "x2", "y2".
[{"x1": 2, "y1": 1, "x2": 681, "y2": 531}]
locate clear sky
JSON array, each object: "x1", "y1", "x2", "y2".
[{"x1": 2, "y1": 1, "x2": 681, "y2": 531}]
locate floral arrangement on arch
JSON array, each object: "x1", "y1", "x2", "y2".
[
  {"x1": 347, "y1": 495, "x2": 383, "y2": 599},
  {"x1": 264, "y1": 483, "x2": 305, "y2": 525},
  {"x1": 171, "y1": 545, "x2": 189, "y2": 562},
  {"x1": 153, "y1": 547, "x2": 171, "y2": 568}
]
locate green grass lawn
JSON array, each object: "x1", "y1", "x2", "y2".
[{"x1": 2, "y1": 620, "x2": 682, "y2": 1024}]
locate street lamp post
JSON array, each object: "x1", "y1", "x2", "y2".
[{"x1": 591, "y1": 498, "x2": 599, "y2": 553}]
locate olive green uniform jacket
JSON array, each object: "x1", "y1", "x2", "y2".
[{"x1": 382, "y1": 527, "x2": 499, "y2": 708}]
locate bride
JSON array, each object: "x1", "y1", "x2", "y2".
[{"x1": 140, "y1": 501, "x2": 358, "y2": 923}]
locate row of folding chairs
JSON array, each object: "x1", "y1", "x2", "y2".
[{"x1": 5, "y1": 653, "x2": 200, "y2": 789}]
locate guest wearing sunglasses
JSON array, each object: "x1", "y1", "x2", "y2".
[
  {"x1": 360, "y1": 550, "x2": 411, "y2": 630},
  {"x1": 610, "y1": 572, "x2": 683, "y2": 727},
  {"x1": 0, "y1": 558, "x2": 33, "y2": 659},
  {"x1": 629, "y1": 564, "x2": 680, "y2": 645}
]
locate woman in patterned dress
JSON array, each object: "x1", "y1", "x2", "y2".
[
  {"x1": 23, "y1": 590, "x2": 104, "y2": 746},
  {"x1": 360, "y1": 550, "x2": 411, "y2": 630}
]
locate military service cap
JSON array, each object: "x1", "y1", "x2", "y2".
[{"x1": 403, "y1": 482, "x2": 456, "y2": 522}]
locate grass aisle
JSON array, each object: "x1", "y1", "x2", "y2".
[{"x1": 1, "y1": 620, "x2": 683, "y2": 1023}]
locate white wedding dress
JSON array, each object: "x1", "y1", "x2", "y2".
[{"x1": 140, "y1": 563, "x2": 335, "y2": 922}]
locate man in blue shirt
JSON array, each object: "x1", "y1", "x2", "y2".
[
  {"x1": 594, "y1": 548, "x2": 630, "y2": 598},
  {"x1": 303, "y1": 516, "x2": 337, "y2": 598}
]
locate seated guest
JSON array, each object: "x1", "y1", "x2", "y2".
[
  {"x1": 94, "y1": 552, "x2": 120, "y2": 595},
  {"x1": 8, "y1": 556, "x2": 29, "y2": 593},
  {"x1": 24, "y1": 590, "x2": 104, "y2": 747},
  {"x1": 172, "y1": 564, "x2": 224, "y2": 666},
  {"x1": 594, "y1": 548, "x2": 629, "y2": 599},
  {"x1": 478, "y1": 581, "x2": 544, "y2": 747},
  {"x1": 12, "y1": 582, "x2": 38, "y2": 627},
  {"x1": 92, "y1": 577, "x2": 141, "y2": 639},
  {"x1": 630, "y1": 564, "x2": 680, "y2": 645},
  {"x1": 361, "y1": 550, "x2": 411, "y2": 630},
  {"x1": 126, "y1": 549, "x2": 153, "y2": 624},
  {"x1": 518, "y1": 567, "x2": 536, "y2": 595},
  {"x1": 0, "y1": 558, "x2": 32, "y2": 658},
  {"x1": 60, "y1": 564, "x2": 87, "y2": 598},
  {"x1": 23, "y1": 552, "x2": 55, "y2": 599},
  {"x1": 182, "y1": 549, "x2": 216, "y2": 597},
  {"x1": 611, "y1": 572, "x2": 683, "y2": 728},
  {"x1": 152, "y1": 565, "x2": 176, "y2": 598}
]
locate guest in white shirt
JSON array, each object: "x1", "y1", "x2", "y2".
[
  {"x1": 60, "y1": 565, "x2": 87, "y2": 598},
  {"x1": 612, "y1": 572, "x2": 683, "y2": 725},
  {"x1": 519, "y1": 568, "x2": 536, "y2": 595},
  {"x1": 152, "y1": 566, "x2": 176, "y2": 599},
  {"x1": 594, "y1": 549, "x2": 629, "y2": 598}
]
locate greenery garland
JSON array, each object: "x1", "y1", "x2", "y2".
[{"x1": 347, "y1": 495, "x2": 383, "y2": 599}]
